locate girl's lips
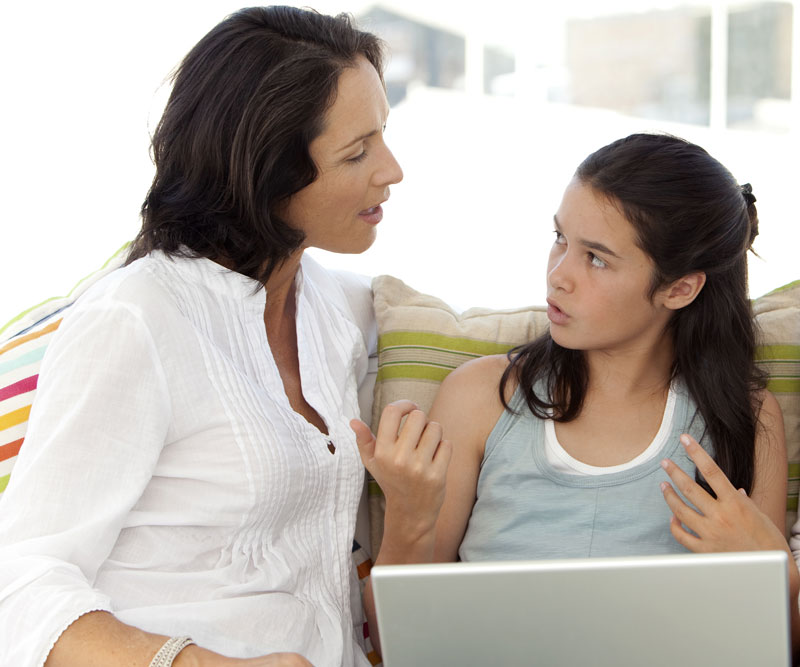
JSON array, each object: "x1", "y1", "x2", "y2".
[
  {"x1": 358, "y1": 204, "x2": 383, "y2": 225},
  {"x1": 547, "y1": 301, "x2": 569, "y2": 325}
]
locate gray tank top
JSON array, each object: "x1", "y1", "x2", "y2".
[{"x1": 458, "y1": 379, "x2": 710, "y2": 562}]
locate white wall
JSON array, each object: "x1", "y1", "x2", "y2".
[{"x1": 2, "y1": 1, "x2": 797, "y2": 328}]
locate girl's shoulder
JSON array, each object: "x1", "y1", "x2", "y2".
[
  {"x1": 754, "y1": 388, "x2": 785, "y2": 452},
  {"x1": 441, "y1": 354, "x2": 513, "y2": 399},
  {"x1": 431, "y1": 354, "x2": 515, "y2": 443}
]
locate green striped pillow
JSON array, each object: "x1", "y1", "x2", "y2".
[
  {"x1": 753, "y1": 280, "x2": 800, "y2": 532},
  {"x1": 370, "y1": 275, "x2": 800, "y2": 551},
  {"x1": 369, "y1": 275, "x2": 549, "y2": 554}
]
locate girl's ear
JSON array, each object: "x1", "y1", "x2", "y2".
[{"x1": 661, "y1": 272, "x2": 706, "y2": 311}]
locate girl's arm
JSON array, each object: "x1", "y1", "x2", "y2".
[
  {"x1": 428, "y1": 354, "x2": 512, "y2": 561},
  {"x1": 750, "y1": 391, "x2": 789, "y2": 529},
  {"x1": 660, "y1": 391, "x2": 797, "y2": 654}
]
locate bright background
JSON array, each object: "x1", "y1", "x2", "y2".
[{"x1": 1, "y1": 0, "x2": 798, "y2": 323}]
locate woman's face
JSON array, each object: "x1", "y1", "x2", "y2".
[
  {"x1": 545, "y1": 178, "x2": 674, "y2": 355},
  {"x1": 281, "y1": 56, "x2": 403, "y2": 255}
]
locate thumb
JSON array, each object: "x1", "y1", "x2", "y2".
[{"x1": 350, "y1": 418, "x2": 376, "y2": 462}]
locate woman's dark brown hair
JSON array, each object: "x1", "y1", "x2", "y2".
[
  {"x1": 501, "y1": 133, "x2": 765, "y2": 494},
  {"x1": 127, "y1": 6, "x2": 384, "y2": 284}
]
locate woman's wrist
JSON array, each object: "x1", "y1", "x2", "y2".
[
  {"x1": 378, "y1": 513, "x2": 438, "y2": 565},
  {"x1": 150, "y1": 636, "x2": 195, "y2": 667},
  {"x1": 173, "y1": 643, "x2": 231, "y2": 667}
]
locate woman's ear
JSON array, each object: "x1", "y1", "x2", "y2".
[{"x1": 661, "y1": 272, "x2": 706, "y2": 310}]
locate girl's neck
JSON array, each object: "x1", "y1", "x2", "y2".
[{"x1": 584, "y1": 334, "x2": 675, "y2": 400}]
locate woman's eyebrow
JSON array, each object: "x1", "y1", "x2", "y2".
[
  {"x1": 336, "y1": 128, "x2": 379, "y2": 153},
  {"x1": 335, "y1": 106, "x2": 390, "y2": 153}
]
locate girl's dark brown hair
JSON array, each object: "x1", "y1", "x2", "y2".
[
  {"x1": 501, "y1": 133, "x2": 765, "y2": 494},
  {"x1": 127, "y1": 6, "x2": 384, "y2": 284}
]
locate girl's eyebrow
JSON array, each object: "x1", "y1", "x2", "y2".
[{"x1": 553, "y1": 215, "x2": 622, "y2": 259}]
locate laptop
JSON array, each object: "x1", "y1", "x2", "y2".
[{"x1": 371, "y1": 551, "x2": 791, "y2": 666}]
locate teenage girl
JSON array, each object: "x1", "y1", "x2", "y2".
[{"x1": 352, "y1": 133, "x2": 793, "y2": 655}]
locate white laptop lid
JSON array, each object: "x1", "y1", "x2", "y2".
[{"x1": 371, "y1": 551, "x2": 790, "y2": 667}]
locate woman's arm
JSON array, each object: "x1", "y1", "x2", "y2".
[
  {"x1": 353, "y1": 354, "x2": 510, "y2": 654},
  {"x1": 46, "y1": 611, "x2": 312, "y2": 667},
  {"x1": 352, "y1": 399, "x2": 452, "y2": 657}
]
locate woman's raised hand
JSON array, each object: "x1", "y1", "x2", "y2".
[
  {"x1": 660, "y1": 434, "x2": 788, "y2": 553},
  {"x1": 351, "y1": 400, "x2": 452, "y2": 544}
]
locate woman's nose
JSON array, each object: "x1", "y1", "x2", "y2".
[{"x1": 376, "y1": 143, "x2": 403, "y2": 186}]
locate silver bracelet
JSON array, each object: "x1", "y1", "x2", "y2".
[{"x1": 149, "y1": 636, "x2": 195, "y2": 667}]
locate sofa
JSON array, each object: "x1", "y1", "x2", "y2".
[{"x1": 0, "y1": 249, "x2": 798, "y2": 665}]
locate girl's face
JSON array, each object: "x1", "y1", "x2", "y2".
[
  {"x1": 280, "y1": 56, "x2": 404, "y2": 255},
  {"x1": 546, "y1": 178, "x2": 674, "y2": 355}
]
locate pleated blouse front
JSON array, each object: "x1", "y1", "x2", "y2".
[{"x1": 0, "y1": 252, "x2": 373, "y2": 666}]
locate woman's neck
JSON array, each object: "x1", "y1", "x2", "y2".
[{"x1": 259, "y1": 251, "x2": 305, "y2": 336}]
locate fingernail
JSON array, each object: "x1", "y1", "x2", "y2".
[
  {"x1": 680, "y1": 435, "x2": 691, "y2": 447},
  {"x1": 660, "y1": 481, "x2": 668, "y2": 492},
  {"x1": 660, "y1": 459, "x2": 669, "y2": 470}
]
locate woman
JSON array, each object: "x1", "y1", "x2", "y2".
[
  {"x1": 354, "y1": 133, "x2": 789, "y2": 655},
  {"x1": 0, "y1": 6, "x2": 401, "y2": 666}
]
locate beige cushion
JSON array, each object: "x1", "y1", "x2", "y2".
[{"x1": 370, "y1": 275, "x2": 800, "y2": 553}]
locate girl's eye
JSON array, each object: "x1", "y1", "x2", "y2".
[
  {"x1": 589, "y1": 252, "x2": 607, "y2": 268},
  {"x1": 553, "y1": 230, "x2": 566, "y2": 244}
]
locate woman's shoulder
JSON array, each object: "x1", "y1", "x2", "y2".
[
  {"x1": 55, "y1": 254, "x2": 198, "y2": 351},
  {"x1": 300, "y1": 254, "x2": 375, "y2": 351}
]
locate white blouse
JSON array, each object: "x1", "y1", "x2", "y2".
[{"x1": 0, "y1": 252, "x2": 376, "y2": 667}]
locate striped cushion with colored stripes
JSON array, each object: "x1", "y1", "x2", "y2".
[
  {"x1": 0, "y1": 314, "x2": 63, "y2": 495},
  {"x1": 0, "y1": 245, "x2": 129, "y2": 500},
  {"x1": 369, "y1": 275, "x2": 800, "y2": 552}
]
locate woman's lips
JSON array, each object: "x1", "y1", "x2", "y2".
[
  {"x1": 547, "y1": 300, "x2": 569, "y2": 325},
  {"x1": 358, "y1": 204, "x2": 383, "y2": 225}
]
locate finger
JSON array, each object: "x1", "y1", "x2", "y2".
[
  {"x1": 660, "y1": 456, "x2": 715, "y2": 516},
  {"x1": 395, "y1": 409, "x2": 431, "y2": 455},
  {"x1": 660, "y1": 479, "x2": 706, "y2": 534},
  {"x1": 414, "y1": 420, "x2": 444, "y2": 461},
  {"x1": 668, "y1": 514, "x2": 706, "y2": 553},
  {"x1": 679, "y1": 434, "x2": 737, "y2": 500},
  {"x1": 350, "y1": 419, "x2": 376, "y2": 463},
  {"x1": 432, "y1": 438, "x2": 453, "y2": 472},
  {"x1": 374, "y1": 400, "x2": 419, "y2": 448}
]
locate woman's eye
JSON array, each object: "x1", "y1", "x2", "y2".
[
  {"x1": 553, "y1": 230, "x2": 565, "y2": 244},
  {"x1": 589, "y1": 253, "x2": 606, "y2": 268},
  {"x1": 347, "y1": 150, "x2": 367, "y2": 163}
]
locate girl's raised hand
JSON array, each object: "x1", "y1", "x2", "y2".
[
  {"x1": 351, "y1": 400, "x2": 452, "y2": 544},
  {"x1": 660, "y1": 434, "x2": 788, "y2": 554}
]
